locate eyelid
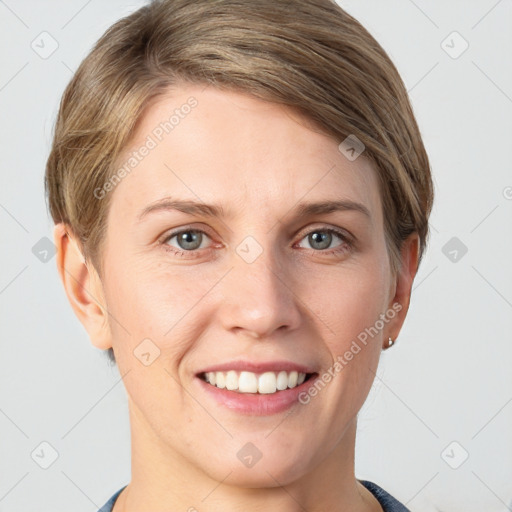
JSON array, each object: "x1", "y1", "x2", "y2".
[
  {"x1": 295, "y1": 223, "x2": 354, "y2": 244},
  {"x1": 160, "y1": 224, "x2": 215, "y2": 241},
  {"x1": 161, "y1": 223, "x2": 353, "y2": 243}
]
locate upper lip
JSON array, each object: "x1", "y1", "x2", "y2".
[{"x1": 196, "y1": 360, "x2": 318, "y2": 376}]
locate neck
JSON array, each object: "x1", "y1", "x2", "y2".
[{"x1": 113, "y1": 398, "x2": 382, "y2": 512}]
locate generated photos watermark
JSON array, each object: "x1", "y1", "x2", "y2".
[
  {"x1": 298, "y1": 302, "x2": 402, "y2": 405},
  {"x1": 93, "y1": 96, "x2": 198, "y2": 200}
]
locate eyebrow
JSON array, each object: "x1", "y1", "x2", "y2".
[{"x1": 136, "y1": 197, "x2": 371, "y2": 223}]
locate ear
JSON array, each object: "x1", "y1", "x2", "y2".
[
  {"x1": 53, "y1": 223, "x2": 112, "y2": 351},
  {"x1": 385, "y1": 233, "x2": 420, "y2": 343}
]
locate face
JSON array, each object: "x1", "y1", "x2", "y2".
[{"x1": 81, "y1": 83, "x2": 409, "y2": 486}]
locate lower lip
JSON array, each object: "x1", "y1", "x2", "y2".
[{"x1": 195, "y1": 374, "x2": 319, "y2": 415}]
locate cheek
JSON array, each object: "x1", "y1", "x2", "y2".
[
  {"x1": 307, "y1": 259, "x2": 389, "y2": 406},
  {"x1": 102, "y1": 256, "x2": 218, "y2": 357},
  {"x1": 307, "y1": 259, "x2": 390, "y2": 344}
]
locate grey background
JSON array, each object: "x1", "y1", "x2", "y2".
[{"x1": 0, "y1": 1, "x2": 511, "y2": 511}]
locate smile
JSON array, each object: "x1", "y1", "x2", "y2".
[{"x1": 199, "y1": 370, "x2": 316, "y2": 394}]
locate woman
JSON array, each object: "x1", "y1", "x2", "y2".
[{"x1": 45, "y1": 0, "x2": 433, "y2": 510}]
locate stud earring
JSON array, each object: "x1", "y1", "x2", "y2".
[{"x1": 384, "y1": 337, "x2": 395, "y2": 349}]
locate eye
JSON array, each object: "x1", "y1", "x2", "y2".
[
  {"x1": 296, "y1": 227, "x2": 352, "y2": 254},
  {"x1": 159, "y1": 226, "x2": 353, "y2": 259},
  {"x1": 161, "y1": 228, "x2": 213, "y2": 257}
]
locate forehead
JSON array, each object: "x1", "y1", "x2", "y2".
[{"x1": 110, "y1": 84, "x2": 382, "y2": 224}]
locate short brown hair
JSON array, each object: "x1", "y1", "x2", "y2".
[{"x1": 45, "y1": 0, "x2": 434, "y2": 365}]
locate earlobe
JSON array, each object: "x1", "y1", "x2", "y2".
[
  {"x1": 385, "y1": 233, "x2": 420, "y2": 344},
  {"x1": 53, "y1": 223, "x2": 112, "y2": 351}
]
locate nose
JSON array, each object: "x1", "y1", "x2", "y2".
[{"x1": 219, "y1": 244, "x2": 303, "y2": 339}]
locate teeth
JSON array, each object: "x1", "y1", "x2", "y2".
[
  {"x1": 239, "y1": 371, "x2": 258, "y2": 393},
  {"x1": 204, "y1": 370, "x2": 308, "y2": 394},
  {"x1": 276, "y1": 371, "x2": 289, "y2": 390},
  {"x1": 215, "y1": 371, "x2": 226, "y2": 389},
  {"x1": 225, "y1": 370, "x2": 238, "y2": 391}
]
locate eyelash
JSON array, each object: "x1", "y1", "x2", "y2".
[{"x1": 159, "y1": 226, "x2": 354, "y2": 259}]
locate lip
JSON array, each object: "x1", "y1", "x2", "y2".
[
  {"x1": 195, "y1": 359, "x2": 317, "y2": 376},
  {"x1": 195, "y1": 372, "x2": 320, "y2": 415}
]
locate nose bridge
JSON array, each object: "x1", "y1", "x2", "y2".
[{"x1": 220, "y1": 235, "x2": 301, "y2": 337}]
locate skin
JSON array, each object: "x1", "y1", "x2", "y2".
[{"x1": 55, "y1": 83, "x2": 419, "y2": 512}]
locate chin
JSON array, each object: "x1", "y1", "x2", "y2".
[{"x1": 204, "y1": 450, "x2": 311, "y2": 488}]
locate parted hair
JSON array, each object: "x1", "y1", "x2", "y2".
[{"x1": 45, "y1": 0, "x2": 434, "y2": 365}]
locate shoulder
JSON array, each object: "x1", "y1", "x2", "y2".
[
  {"x1": 97, "y1": 485, "x2": 127, "y2": 512},
  {"x1": 359, "y1": 479, "x2": 411, "y2": 512}
]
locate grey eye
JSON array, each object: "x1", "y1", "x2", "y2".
[
  {"x1": 298, "y1": 229, "x2": 345, "y2": 251},
  {"x1": 170, "y1": 230, "x2": 205, "y2": 251},
  {"x1": 308, "y1": 231, "x2": 333, "y2": 250}
]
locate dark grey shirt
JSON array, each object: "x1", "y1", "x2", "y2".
[{"x1": 98, "y1": 480, "x2": 410, "y2": 511}]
